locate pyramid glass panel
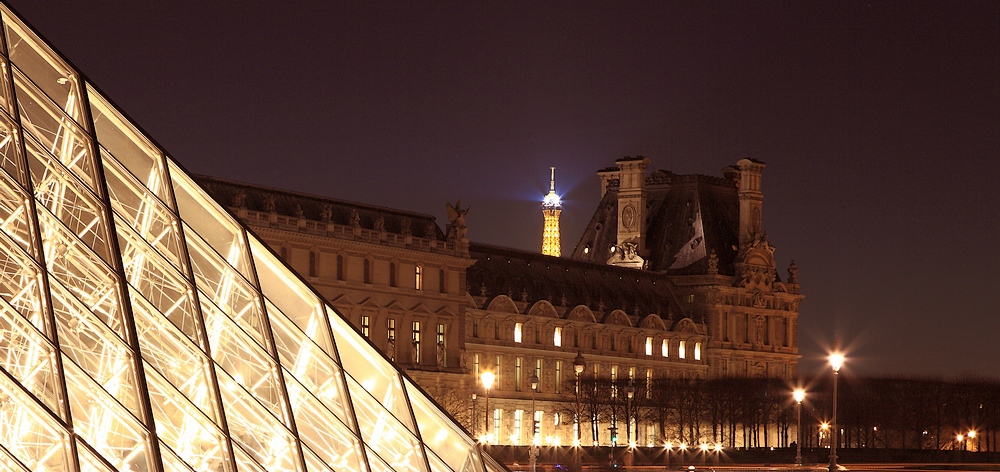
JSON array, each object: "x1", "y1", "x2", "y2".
[{"x1": 0, "y1": 3, "x2": 500, "y2": 472}]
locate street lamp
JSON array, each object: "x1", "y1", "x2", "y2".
[
  {"x1": 625, "y1": 381, "x2": 635, "y2": 466},
  {"x1": 968, "y1": 430, "x2": 976, "y2": 452},
  {"x1": 481, "y1": 371, "x2": 495, "y2": 443},
  {"x1": 472, "y1": 392, "x2": 478, "y2": 438},
  {"x1": 572, "y1": 352, "x2": 586, "y2": 472},
  {"x1": 530, "y1": 371, "x2": 540, "y2": 472},
  {"x1": 794, "y1": 388, "x2": 805, "y2": 466},
  {"x1": 829, "y1": 347, "x2": 845, "y2": 472}
]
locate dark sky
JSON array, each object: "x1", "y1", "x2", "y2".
[{"x1": 9, "y1": 1, "x2": 999, "y2": 379}]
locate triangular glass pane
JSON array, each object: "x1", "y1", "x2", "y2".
[
  {"x1": 250, "y1": 236, "x2": 334, "y2": 354},
  {"x1": 0, "y1": 301, "x2": 63, "y2": 419},
  {"x1": 88, "y1": 88, "x2": 170, "y2": 202},
  {"x1": 284, "y1": 368, "x2": 365, "y2": 471},
  {"x1": 405, "y1": 378, "x2": 480, "y2": 472},
  {"x1": 329, "y1": 305, "x2": 415, "y2": 432},
  {"x1": 346, "y1": 376, "x2": 428, "y2": 472},
  {"x1": 169, "y1": 162, "x2": 255, "y2": 282},
  {"x1": 0, "y1": 7, "x2": 86, "y2": 127},
  {"x1": 0, "y1": 111, "x2": 26, "y2": 188},
  {"x1": 0, "y1": 167, "x2": 35, "y2": 256},
  {"x1": 215, "y1": 365, "x2": 301, "y2": 472}
]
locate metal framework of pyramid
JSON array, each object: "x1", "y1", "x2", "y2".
[{"x1": 0, "y1": 4, "x2": 503, "y2": 472}]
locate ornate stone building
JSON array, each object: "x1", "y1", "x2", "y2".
[{"x1": 197, "y1": 155, "x2": 803, "y2": 448}]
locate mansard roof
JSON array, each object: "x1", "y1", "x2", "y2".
[
  {"x1": 571, "y1": 169, "x2": 741, "y2": 275},
  {"x1": 468, "y1": 243, "x2": 689, "y2": 327},
  {"x1": 195, "y1": 175, "x2": 445, "y2": 240}
]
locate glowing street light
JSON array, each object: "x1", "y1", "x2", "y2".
[
  {"x1": 829, "y1": 344, "x2": 845, "y2": 472},
  {"x1": 572, "y1": 352, "x2": 585, "y2": 472},
  {"x1": 530, "y1": 371, "x2": 539, "y2": 472},
  {"x1": 481, "y1": 371, "x2": 495, "y2": 443},
  {"x1": 794, "y1": 388, "x2": 805, "y2": 466}
]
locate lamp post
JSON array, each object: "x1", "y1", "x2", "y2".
[
  {"x1": 625, "y1": 381, "x2": 635, "y2": 466},
  {"x1": 481, "y1": 371, "x2": 495, "y2": 444},
  {"x1": 625, "y1": 382, "x2": 635, "y2": 443},
  {"x1": 829, "y1": 347, "x2": 844, "y2": 472},
  {"x1": 794, "y1": 388, "x2": 805, "y2": 466},
  {"x1": 968, "y1": 430, "x2": 976, "y2": 452},
  {"x1": 472, "y1": 392, "x2": 478, "y2": 438},
  {"x1": 530, "y1": 371, "x2": 539, "y2": 472},
  {"x1": 573, "y1": 352, "x2": 586, "y2": 472}
]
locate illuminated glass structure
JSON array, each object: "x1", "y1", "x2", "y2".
[{"x1": 0, "y1": 4, "x2": 500, "y2": 472}]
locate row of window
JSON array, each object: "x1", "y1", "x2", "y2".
[
  {"x1": 355, "y1": 316, "x2": 450, "y2": 366},
  {"x1": 279, "y1": 247, "x2": 448, "y2": 292},
  {"x1": 479, "y1": 320, "x2": 702, "y2": 360},
  {"x1": 471, "y1": 353, "x2": 699, "y2": 395}
]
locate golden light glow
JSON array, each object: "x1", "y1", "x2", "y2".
[
  {"x1": 968, "y1": 430, "x2": 976, "y2": 438},
  {"x1": 699, "y1": 443, "x2": 709, "y2": 451},
  {"x1": 793, "y1": 388, "x2": 805, "y2": 403},
  {"x1": 830, "y1": 352, "x2": 845, "y2": 372},
  {"x1": 481, "y1": 371, "x2": 495, "y2": 391}
]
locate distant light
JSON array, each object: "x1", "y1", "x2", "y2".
[
  {"x1": 830, "y1": 352, "x2": 845, "y2": 372},
  {"x1": 793, "y1": 388, "x2": 805, "y2": 403}
]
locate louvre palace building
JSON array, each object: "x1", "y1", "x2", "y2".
[
  {"x1": 196, "y1": 155, "x2": 804, "y2": 449},
  {"x1": 0, "y1": 3, "x2": 802, "y2": 471}
]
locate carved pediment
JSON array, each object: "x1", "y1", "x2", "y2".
[
  {"x1": 527, "y1": 300, "x2": 559, "y2": 318},
  {"x1": 485, "y1": 295, "x2": 519, "y2": 314},
  {"x1": 735, "y1": 235, "x2": 778, "y2": 293},
  {"x1": 565, "y1": 305, "x2": 597, "y2": 323},
  {"x1": 602, "y1": 309, "x2": 632, "y2": 327}
]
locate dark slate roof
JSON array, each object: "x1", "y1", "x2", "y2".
[
  {"x1": 468, "y1": 243, "x2": 690, "y2": 327},
  {"x1": 194, "y1": 175, "x2": 445, "y2": 240},
  {"x1": 570, "y1": 170, "x2": 740, "y2": 275}
]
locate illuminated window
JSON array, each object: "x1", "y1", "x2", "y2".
[
  {"x1": 646, "y1": 369, "x2": 652, "y2": 399},
  {"x1": 412, "y1": 321, "x2": 421, "y2": 364},
  {"x1": 611, "y1": 365, "x2": 617, "y2": 382},
  {"x1": 496, "y1": 355, "x2": 502, "y2": 387},
  {"x1": 415, "y1": 265, "x2": 423, "y2": 290},
  {"x1": 533, "y1": 410, "x2": 542, "y2": 437},
  {"x1": 515, "y1": 357, "x2": 523, "y2": 391},
  {"x1": 514, "y1": 322, "x2": 522, "y2": 343},
  {"x1": 553, "y1": 326, "x2": 562, "y2": 347},
  {"x1": 662, "y1": 339, "x2": 669, "y2": 357},
  {"x1": 493, "y1": 409, "x2": 502, "y2": 439},
  {"x1": 694, "y1": 342, "x2": 702, "y2": 361},
  {"x1": 555, "y1": 361, "x2": 562, "y2": 394},
  {"x1": 554, "y1": 412, "x2": 561, "y2": 426},
  {"x1": 679, "y1": 340, "x2": 686, "y2": 359},
  {"x1": 645, "y1": 336, "x2": 652, "y2": 356},
  {"x1": 389, "y1": 262, "x2": 396, "y2": 287},
  {"x1": 474, "y1": 353, "x2": 480, "y2": 378},
  {"x1": 514, "y1": 410, "x2": 523, "y2": 444},
  {"x1": 535, "y1": 359, "x2": 543, "y2": 392},
  {"x1": 628, "y1": 366, "x2": 635, "y2": 381},
  {"x1": 387, "y1": 318, "x2": 396, "y2": 360},
  {"x1": 686, "y1": 294, "x2": 695, "y2": 303},
  {"x1": 437, "y1": 324, "x2": 446, "y2": 366},
  {"x1": 360, "y1": 315, "x2": 370, "y2": 338}
]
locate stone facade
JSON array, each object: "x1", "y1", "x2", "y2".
[{"x1": 197, "y1": 156, "x2": 803, "y2": 448}]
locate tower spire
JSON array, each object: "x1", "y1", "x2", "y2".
[{"x1": 541, "y1": 167, "x2": 562, "y2": 257}]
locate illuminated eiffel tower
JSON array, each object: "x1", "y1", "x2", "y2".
[{"x1": 0, "y1": 4, "x2": 503, "y2": 472}]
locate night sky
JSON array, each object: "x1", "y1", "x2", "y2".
[{"x1": 9, "y1": 1, "x2": 998, "y2": 379}]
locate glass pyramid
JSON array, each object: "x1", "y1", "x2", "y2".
[{"x1": 0, "y1": 4, "x2": 500, "y2": 472}]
